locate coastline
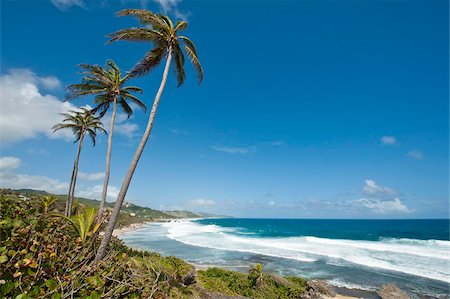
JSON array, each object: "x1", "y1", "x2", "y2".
[
  {"x1": 115, "y1": 222, "x2": 371, "y2": 299},
  {"x1": 113, "y1": 221, "x2": 147, "y2": 237}
]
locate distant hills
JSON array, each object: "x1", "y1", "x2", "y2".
[
  {"x1": 164, "y1": 210, "x2": 230, "y2": 219},
  {"x1": 10, "y1": 189, "x2": 229, "y2": 220}
]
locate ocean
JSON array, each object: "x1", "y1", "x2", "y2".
[{"x1": 120, "y1": 218, "x2": 450, "y2": 298}]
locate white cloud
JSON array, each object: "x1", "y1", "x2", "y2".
[
  {"x1": 210, "y1": 145, "x2": 256, "y2": 154},
  {"x1": 153, "y1": 0, "x2": 186, "y2": 19},
  {"x1": 76, "y1": 184, "x2": 120, "y2": 200},
  {"x1": 268, "y1": 200, "x2": 275, "y2": 206},
  {"x1": 78, "y1": 171, "x2": 104, "y2": 181},
  {"x1": 407, "y1": 149, "x2": 424, "y2": 160},
  {"x1": 38, "y1": 76, "x2": 62, "y2": 90},
  {"x1": 190, "y1": 198, "x2": 216, "y2": 206},
  {"x1": 101, "y1": 112, "x2": 140, "y2": 138},
  {"x1": 0, "y1": 157, "x2": 69, "y2": 194},
  {"x1": 381, "y1": 136, "x2": 397, "y2": 146},
  {"x1": 0, "y1": 157, "x2": 21, "y2": 170},
  {"x1": 362, "y1": 179, "x2": 397, "y2": 197},
  {"x1": 51, "y1": 0, "x2": 85, "y2": 11},
  {"x1": 353, "y1": 198, "x2": 411, "y2": 214},
  {"x1": 0, "y1": 68, "x2": 81, "y2": 144}
]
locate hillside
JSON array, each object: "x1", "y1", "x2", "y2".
[
  {"x1": 12, "y1": 189, "x2": 228, "y2": 220},
  {"x1": 4, "y1": 189, "x2": 173, "y2": 228},
  {"x1": 164, "y1": 210, "x2": 229, "y2": 219}
]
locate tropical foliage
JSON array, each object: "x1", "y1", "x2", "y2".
[
  {"x1": 0, "y1": 192, "x2": 309, "y2": 298},
  {"x1": 52, "y1": 108, "x2": 106, "y2": 217}
]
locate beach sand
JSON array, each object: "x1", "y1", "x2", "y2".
[{"x1": 113, "y1": 222, "x2": 146, "y2": 237}]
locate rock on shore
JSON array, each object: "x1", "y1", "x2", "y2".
[{"x1": 377, "y1": 284, "x2": 411, "y2": 299}]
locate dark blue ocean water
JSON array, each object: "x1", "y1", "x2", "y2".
[
  {"x1": 121, "y1": 218, "x2": 450, "y2": 298},
  {"x1": 197, "y1": 218, "x2": 450, "y2": 241}
]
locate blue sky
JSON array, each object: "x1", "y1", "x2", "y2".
[{"x1": 0, "y1": 0, "x2": 448, "y2": 218}]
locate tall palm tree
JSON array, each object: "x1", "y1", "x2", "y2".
[
  {"x1": 95, "y1": 9, "x2": 203, "y2": 261},
  {"x1": 66, "y1": 60, "x2": 146, "y2": 223},
  {"x1": 53, "y1": 108, "x2": 106, "y2": 217}
]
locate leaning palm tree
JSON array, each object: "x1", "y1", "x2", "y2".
[
  {"x1": 53, "y1": 108, "x2": 106, "y2": 217},
  {"x1": 66, "y1": 60, "x2": 146, "y2": 223},
  {"x1": 95, "y1": 9, "x2": 203, "y2": 261}
]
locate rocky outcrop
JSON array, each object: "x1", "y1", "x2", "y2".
[
  {"x1": 182, "y1": 268, "x2": 197, "y2": 286},
  {"x1": 377, "y1": 284, "x2": 411, "y2": 299},
  {"x1": 300, "y1": 279, "x2": 337, "y2": 299}
]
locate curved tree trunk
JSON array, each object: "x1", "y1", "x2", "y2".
[
  {"x1": 95, "y1": 51, "x2": 173, "y2": 261},
  {"x1": 66, "y1": 134, "x2": 84, "y2": 217},
  {"x1": 97, "y1": 96, "x2": 118, "y2": 224},
  {"x1": 66, "y1": 162, "x2": 77, "y2": 216}
]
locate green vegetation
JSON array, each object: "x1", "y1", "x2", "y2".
[
  {"x1": 9, "y1": 189, "x2": 174, "y2": 228},
  {"x1": 0, "y1": 191, "x2": 309, "y2": 298},
  {"x1": 197, "y1": 266, "x2": 308, "y2": 298}
]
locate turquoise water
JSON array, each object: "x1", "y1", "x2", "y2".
[
  {"x1": 197, "y1": 218, "x2": 449, "y2": 241},
  {"x1": 121, "y1": 219, "x2": 450, "y2": 298}
]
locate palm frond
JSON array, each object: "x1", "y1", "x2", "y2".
[
  {"x1": 173, "y1": 44, "x2": 186, "y2": 87},
  {"x1": 179, "y1": 36, "x2": 203, "y2": 83},
  {"x1": 117, "y1": 9, "x2": 170, "y2": 33},
  {"x1": 175, "y1": 21, "x2": 187, "y2": 32},
  {"x1": 183, "y1": 44, "x2": 203, "y2": 83},
  {"x1": 129, "y1": 46, "x2": 167, "y2": 77},
  {"x1": 107, "y1": 28, "x2": 164, "y2": 44},
  {"x1": 118, "y1": 98, "x2": 133, "y2": 118},
  {"x1": 122, "y1": 93, "x2": 147, "y2": 113}
]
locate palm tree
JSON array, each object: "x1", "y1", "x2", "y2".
[
  {"x1": 66, "y1": 60, "x2": 146, "y2": 223},
  {"x1": 53, "y1": 108, "x2": 106, "y2": 217},
  {"x1": 95, "y1": 9, "x2": 203, "y2": 261}
]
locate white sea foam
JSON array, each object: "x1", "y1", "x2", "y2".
[{"x1": 161, "y1": 220, "x2": 450, "y2": 283}]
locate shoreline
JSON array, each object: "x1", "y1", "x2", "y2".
[
  {"x1": 113, "y1": 221, "x2": 147, "y2": 237},
  {"x1": 114, "y1": 222, "x2": 373, "y2": 299}
]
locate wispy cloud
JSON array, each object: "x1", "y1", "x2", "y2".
[
  {"x1": 407, "y1": 149, "x2": 424, "y2": 160},
  {"x1": 153, "y1": 0, "x2": 186, "y2": 19},
  {"x1": 0, "y1": 157, "x2": 21, "y2": 170},
  {"x1": 190, "y1": 198, "x2": 216, "y2": 206},
  {"x1": 171, "y1": 128, "x2": 188, "y2": 135},
  {"x1": 101, "y1": 112, "x2": 140, "y2": 138},
  {"x1": 210, "y1": 145, "x2": 257, "y2": 155},
  {"x1": 352, "y1": 198, "x2": 411, "y2": 214},
  {"x1": 362, "y1": 179, "x2": 397, "y2": 197},
  {"x1": 0, "y1": 156, "x2": 69, "y2": 194},
  {"x1": 78, "y1": 171, "x2": 105, "y2": 181},
  {"x1": 51, "y1": 0, "x2": 85, "y2": 11},
  {"x1": 381, "y1": 136, "x2": 397, "y2": 146},
  {"x1": 77, "y1": 184, "x2": 120, "y2": 200}
]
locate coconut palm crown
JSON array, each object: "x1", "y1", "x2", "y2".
[
  {"x1": 66, "y1": 60, "x2": 146, "y2": 118},
  {"x1": 107, "y1": 9, "x2": 203, "y2": 86},
  {"x1": 53, "y1": 108, "x2": 106, "y2": 145}
]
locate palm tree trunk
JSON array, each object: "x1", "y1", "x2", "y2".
[
  {"x1": 95, "y1": 51, "x2": 173, "y2": 262},
  {"x1": 65, "y1": 162, "x2": 77, "y2": 216},
  {"x1": 97, "y1": 96, "x2": 118, "y2": 224},
  {"x1": 66, "y1": 134, "x2": 85, "y2": 217}
]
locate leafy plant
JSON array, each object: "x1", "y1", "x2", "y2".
[{"x1": 63, "y1": 207, "x2": 100, "y2": 243}]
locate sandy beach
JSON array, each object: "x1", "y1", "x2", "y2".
[{"x1": 113, "y1": 222, "x2": 147, "y2": 237}]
